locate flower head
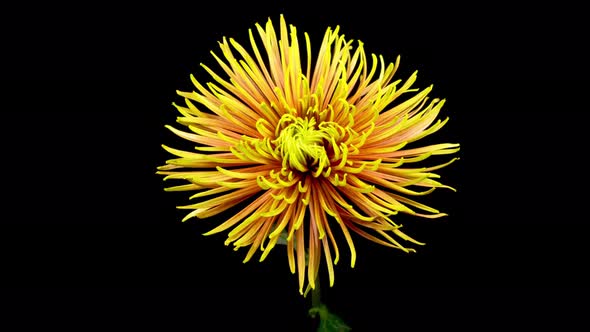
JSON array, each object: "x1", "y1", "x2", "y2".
[{"x1": 158, "y1": 15, "x2": 459, "y2": 294}]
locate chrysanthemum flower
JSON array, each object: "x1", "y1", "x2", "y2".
[{"x1": 158, "y1": 15, "x2": 459, "y2": 295}]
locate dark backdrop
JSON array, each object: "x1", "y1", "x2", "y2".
[{"x1": 2, "y1": 2, "x2": 588, "y2": 331}]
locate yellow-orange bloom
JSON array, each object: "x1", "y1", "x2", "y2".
[{"x1": 158, "y1": 15, "x2": 459, "y2": 295}]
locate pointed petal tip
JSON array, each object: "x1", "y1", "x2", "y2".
[{"x1": 448, "y1": 186, "x2": 457, "y2": 192}]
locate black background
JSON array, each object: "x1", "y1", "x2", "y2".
[{"x1": 2, "y1": 2, "x2": 588, "y2": 331}]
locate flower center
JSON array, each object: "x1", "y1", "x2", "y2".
[{"x1": 275, "y1": 114, "x2": 331, "y2": 176}]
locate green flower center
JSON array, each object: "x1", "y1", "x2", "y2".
[{"x1": 275, "y1": 114, "x2": 331, "y2": 176}]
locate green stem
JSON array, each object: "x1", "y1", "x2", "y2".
[
  {"x1": 308, "y1": 274, "x2": 352, "y2": 331},
  {"x1": 311, "y1": 274, "x2": 321, "y2": 308}
]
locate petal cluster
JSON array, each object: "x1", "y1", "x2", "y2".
[{"x1": 158, "y1": 15, "x2": 459, "y2": 294}]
